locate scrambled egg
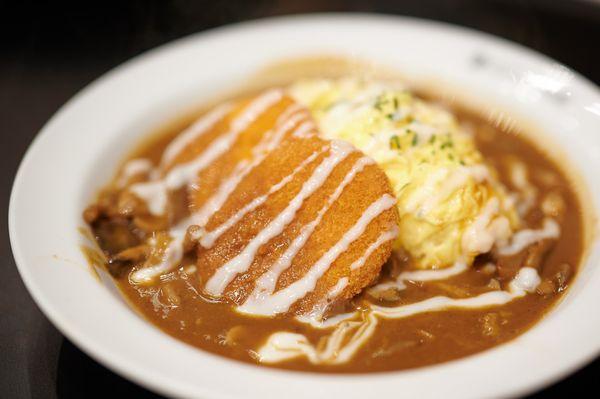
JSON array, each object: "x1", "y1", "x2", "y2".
[{"x1": 289, "y1": 79, "x2": 519, "y2": 269}]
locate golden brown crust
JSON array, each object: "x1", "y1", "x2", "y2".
[
  {"x1": 178, "y1": 94, "x2": 399, "y2": 316},
  {"x1": 95, "y1": 91, "x2": 399, "y2": 316}
]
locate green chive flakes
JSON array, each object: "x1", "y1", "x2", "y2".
[
  {"x1": 389, "y1": 135, "x2": 401, "y2": 150},
  {"x1": 440, "y1": 139, "x2": 454, "y2": 150},
  {"x1": 374, "y1": 94, "x2": 386, "y2": 111}
]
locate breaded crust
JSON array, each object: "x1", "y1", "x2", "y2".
[{"x1": 179, "y1": 94, "x2": 399, "y2": 317}]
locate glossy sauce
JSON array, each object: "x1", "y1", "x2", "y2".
[{"x1": 86, "y1": 88, "x2": 584, "y2": 373}]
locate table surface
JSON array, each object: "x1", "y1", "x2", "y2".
[{"x1": 1, "y1": 1, "x2": 598, "y2": 397}]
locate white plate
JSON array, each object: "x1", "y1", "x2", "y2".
[{"x1": 9, "y1": 14, "x2": 600, "y2": 399}]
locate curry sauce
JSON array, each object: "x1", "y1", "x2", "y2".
[{"x1": 84, "y1": 79, "x2": 584, "y2": 373}]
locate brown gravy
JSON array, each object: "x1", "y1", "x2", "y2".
[{"x1": 84, "y1": 83, "x2": 584, "y2": 373}]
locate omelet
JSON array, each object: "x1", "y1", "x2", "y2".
[{"x1": 289, "y1": 78, "x2": 519, "y2": 269}]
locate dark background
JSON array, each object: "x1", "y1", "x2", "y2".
[{"x1": 1, "y1": 1, "x2": 598, "y2": 397}]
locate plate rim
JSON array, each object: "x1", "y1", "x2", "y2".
[{"x1": 9, "y1": 12, "x2": 600, "y2": 399}]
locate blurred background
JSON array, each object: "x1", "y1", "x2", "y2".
[{"x1": 1, "y1": 1, "x2": 598, "y2": 397}]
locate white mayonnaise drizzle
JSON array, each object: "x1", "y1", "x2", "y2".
[
  {"x1": 160, "y1": 103, "x2": 233, "y2": 168},
  {"x1": 205, "y1": 140, "x2": 356, "y2": 296},
  {"x1": 129, "y1": 89, "x2": 283, "y2": 216},
  {"x1": 131, "y1": 145, "x2": 326, "y2": 284},
  {"x1": 129, "y1": 91, "x2": 284, "y2": 283},
  {"x1": 350, "y1": 226, "x2": 399, "y2": 270},
  {"x1": 130, "y1": 221, "x2": 188, "y2": 283},
  {"x1": 237, "y1": 194, "x2": 396, "y2": 315},
  {"x1": 296, "y1": 311, "x2": 358, "y2": 330},
  {"x1": 197, "y1": 146, "x2": 328, "y2": 247},
  {"x1": 293, "y1": 279, "x2": 354, "y2": 329},
  {"x1": 509, "y1": 159, "x2": 537, "y2": 216},
  {"x1": 327, "y1": 277, "x2": 349, "y2": 300},
  {"x1": 258, "y1": 313, "x2": 378, "y2": 365},
  {"x1": 418, "y1": 165, "x2": 489, "y2": 215},
  {"x1": 117, "y1": 158, "x2": 154, "y2": 187},
  {"x1": 371, "y1": 267, "x2": 538, "y2": 319},
  {"x1": 291, "y1": 120, "x2": 316, "y2": 138},
  {"x1": 462, "y1": 197, "x2": 511, "y2": 254},
  {"x1": 190, "y1": 108, "x2": 309, "y2": 227},
  {"x1": 295, "y1": 226, "x2": 399, "y2": 327},
  {"x1": 403, "y1": 167, "x2": 449, "y2": 213},
  {"x1": 398, "y1": 258, "x2": 468, "y2": 282},
  {"x1": 497, "y1": 218, "x2": 560, "y2": 256},
  {"x1": 368, "y1": 258, "x2": 468, "y2": 294},
  {"x1": 129, "y1": 180, "x2": 169, "y2": 216},
  {"x1": 239, "y1": 157, "x2": 375, "y2": 313},
  {"x1": 258, "y1": 267, "x2": 540, "y2": 365}
]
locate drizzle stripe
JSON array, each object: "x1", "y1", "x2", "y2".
[
  {"x1": 204, "y1": 140, "x2": 355, "y2": 296},
  {"x1": 349, "y1": 226, "x2": 399, "y2": 270},
  {"x1": 199, "y1": 145, "x2": 329, "y2": 248},
  {"x1": 259, "y1": 267, "x2": 540, "y2": 365},
  {"x1": 241, "y1": 157, "x2": 375, "y2": 312},
  {"x1": 237, "y1": 193, "x2": 396, "y2": 315},
  {"x1": 160, "y1": 103, "x2": 233, "y2": 168},
  {"x1": 190, "y1": 108, "x2": 309, "y2": 227},
  {"x1": 129, "y1": 89, "x2": 283, "y2": 216}
]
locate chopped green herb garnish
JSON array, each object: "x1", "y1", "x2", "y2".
[
  {"x1": 440, "y1": 140, "x2": 454, "y2": 150},
  {"x1": 412, "y1": 134, "x2": 418, "y2": 146},
  {"x1": 393, "y1": 97, "x2": 399, "y2": 109},
  {"x1": 374, "y1": 94, "x2": 386, "y2": 111},
  {"x1": 459, "y1": 160, "x2": 466, "y2": 165},
  {"x1": 389, "y1": 135, "x2": 401, "y2": 150},
  {"x1": 429, "y1": 134, "x2": 436, "y2": 144}
]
